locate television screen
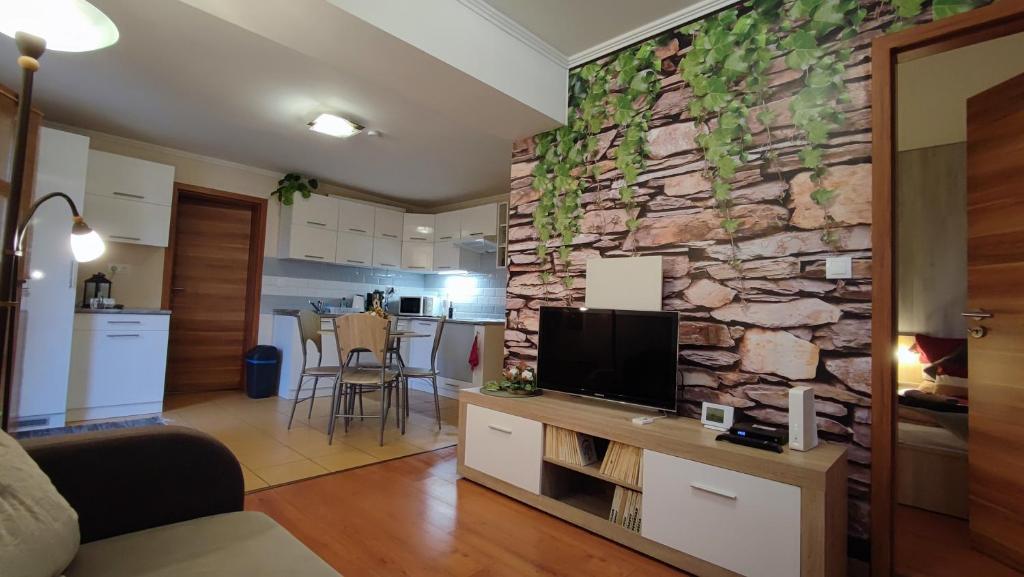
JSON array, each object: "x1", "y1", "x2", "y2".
[{"x1": 536, "y1": 307, "x2": 679, "y2": 411}]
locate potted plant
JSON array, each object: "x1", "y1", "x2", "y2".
[
  {"x1": 271, "y1": 173, "x2": 319, "y2": 205},
  {"x1": 483, "y1": 361, "x2": 540, "y2": 397}
]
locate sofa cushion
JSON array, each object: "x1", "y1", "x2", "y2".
[
  {"x1": 0, "y1": 428, "x2": 80, "y2": 577},
  {"x1": 65, "y1": 511, "x2": 340, "y2": 577}
]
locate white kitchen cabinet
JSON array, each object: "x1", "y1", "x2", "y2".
[
  {"x1": 336, "y1": 231, "x2": 374, "y2": 267},
  {"x1": 464, "y1": 404, "x2": 543, "y2": 494},
  {"x1": 280, "y1": 223, "x2": 336, "y2": 263},
  {"x1": 433, "y1": 240, "x2": 479, "y2": 272},
  {"x1": 407, "y1": 319, "x2": 437, "y2": 369},
  {"x1": 337, "y1": 198, "x2": 375, "y2": 236},
  {"x1": 85, "y1": 150, "x2": 174, "y2": 206},
  {"x1": 434, "y1": 210, "x2": 461, "y2": 242},
  {"x1": 67, "y1": 313, "x2": 170, "y2": 421},
  {"x1": 460, "y1": 203, "x2": 497, "y2": 239},
  {"x1": 11, "y1": 128, "x2": 89, "y2": 431},
  {"x1": 642, "y1": 450, "x2": 801, "y2": 577},
  {"x1": 84, "y1": 193, "x2": 173, "y2": 247},
  {"x1": 401, "y1": 241, "x2": 433, "y2": 271},
  {"x1": 371, "y1": 237, "x2": 402, "y2": 269},
  {"x1": 373, "y1": 207, "x2": 404, "y2": 240},
  {"x1": 284, "y1": 193, "x2": 339, "y2": 231},
  {"x1": 403, "y1": 213, "x2": 435, "y2": 242}
]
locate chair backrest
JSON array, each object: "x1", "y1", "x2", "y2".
[
  {"x1": 429, "y1": 317, "x2": 446, "y2": 372},
  {"x1": 334, "y1": 313, "x2": 390, "y2": 366},
  {"x1": 296, "y1": 310, "x2": 323, "y2": 360}
]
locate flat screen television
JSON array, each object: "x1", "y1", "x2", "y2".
[{"x1": 536, "y1": 307, "x2": 679, "y2": 411}]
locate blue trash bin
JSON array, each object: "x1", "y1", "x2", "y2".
[{"x1": 244, "y1": 345, "x2": 281, "y2": 399}]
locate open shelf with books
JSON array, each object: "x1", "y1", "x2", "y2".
[{"x1": 542, "y1": 424, "x2": 644, "y2": 533}]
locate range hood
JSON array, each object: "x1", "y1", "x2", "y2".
[{"x1": 454, "y1": 234, "x2": 497, "y2": 254}]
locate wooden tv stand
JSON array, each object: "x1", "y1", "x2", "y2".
[{"x1": 457, "y1": 388, "x2": 847, "y2": 577}]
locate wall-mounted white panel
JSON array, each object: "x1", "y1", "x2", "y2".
[{"x1": 585, "y1": 256, "x2": 662, "y2": 311}]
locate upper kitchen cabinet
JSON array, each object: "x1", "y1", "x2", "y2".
[
  {"x1": 337, "y1": 198, "x2": 375, "y2": 236},
  {"x1": 373, "y1": 207, "x2": 404, "y2": 240},
  {"x1": 403, "y1": 213, "x2": 435, "y2": 242},
  {"x1": 285, "y1": 192, "x2": 339, "y2": 231},
  {"x1": 460, "y1": 204, "x2": 497, "y2": 239},
  {"x1": 84, "y1": 150, "x2": 174, "y2": 247},
  {"x1": 336, "y1": 231, "x2": 374, "y2": 268},
  {"x1": 434, "y1": 210, "x2": 461, "y2": 242},
  {"x1": 371, "y1": 237, "x2": 402, "y2": 269},
  {"x1": 85, "y1": 150, "x2": 174, "y2": 206},
  {"x1": 401, "y1": 241, "x2": 433, "y2": 272}
]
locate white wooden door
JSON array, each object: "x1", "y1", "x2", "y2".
[
  {"x1": 84, "y1": 193, "x2": 172, "y2": 247},
  {"x1": 286, "y1": 225, "x2": 336, "y2": 262},
  {"x1": 402, "y1": 241, "x2": 433, "y2": 271},
  {"x1": 85, "y1": 150, "x2": 174, "y2": 206},
  {"x1": 403, "y1": 213, "x2": 435, "y2": 242},
  {"x1": 288, "y1": 193, "x2": 338, "y2": 231},
  {"x1": 434, "y1": 210, "x2": 461, "y2": 242},
  {"x1": 460, "y1": 204, "x2": 496, "y2": 239}
]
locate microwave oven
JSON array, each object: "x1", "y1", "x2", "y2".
[{"x1": 398, "y1": 296, "x2": 435, "y2": 316}]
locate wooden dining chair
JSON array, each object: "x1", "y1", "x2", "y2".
[
  {"x1": 398, "y1": 317, "x2": 446, "y2": 431},
  {"x1": 287, "y1": 310, "x2": 340, "y2": 429},
  {"x1": 329, "y1": 314, "x2": 402, "y2": 446}
]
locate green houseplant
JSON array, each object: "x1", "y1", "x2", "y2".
[{"x1": 271, "y1": 173, "x2": 319, "y2": 205}]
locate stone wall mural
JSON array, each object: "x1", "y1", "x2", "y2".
[{"x1": 505, "y1": 0, "x2": 987, "y2": 558}]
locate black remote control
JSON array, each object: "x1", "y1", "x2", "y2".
[{"x1": 716, "y1": 432, "x2": 784, "y2": 453}]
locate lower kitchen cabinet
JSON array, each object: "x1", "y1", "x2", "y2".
[{"x1": 66, "y1": 313, "x2": 170, "y2": 421}]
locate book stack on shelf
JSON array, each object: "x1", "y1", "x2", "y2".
[
  {"x1": 544, "y1": 425, "x2": 599, "y2": 466},
  {"x1": 599, "y1": 441, "x2": 643, "y2": 487},
  {"x1": 609, "y1": 486, "x2": 642, "y2": 533}
]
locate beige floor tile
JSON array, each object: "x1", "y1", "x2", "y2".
[
  {"x1": 231, "y1": 439, "x2": 308, "y2": 470},
  {"x1": 402, "y1": 426, "x2": 459, "y2": 451},
  {"x1": 240, "y1": 465, "x2": 269, "y2": 491},
  {"x1": 311, "y1": 447, "x2": 378, "y2": 472},
  {"x1": 254, "y1": 459, "x2": 329, "y2": 486}
]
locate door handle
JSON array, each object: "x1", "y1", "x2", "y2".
[
  {"x1": 962, "y1": 310, "x2": 993, "y2": 319},
  {"x1": 109, "y1": 235, "x2": 142, "y2": 241},
  {"x1": 112, "y1": 191, "x2": 145, "y2": 200},
  {"x1": 487, "y1": 424, "x2": 512, "y2": 434},
  {"x1": 690, "y1": 482, "x2": 738, "y2": 500},
  {"x1": 107, "y1": 333, "x2": 141, "y2": 338}
]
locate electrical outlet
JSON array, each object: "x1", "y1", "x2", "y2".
[
  {"x1": 109, "y1": 264, "x2": 130, "y2": 276},
  {"x1": 825, "y1": 256, "x2": 852, "y2": 279}
]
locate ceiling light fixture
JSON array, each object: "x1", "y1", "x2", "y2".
[
  {"x1": 308, "y1": 113, "x2": 364, "y2": 138},
  {"x1": 0, "y1": 0, "x2": 120, "y2": 52}
]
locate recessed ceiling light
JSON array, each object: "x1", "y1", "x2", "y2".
[{"x1": 308, "y1": 113, "x2": 363, "y2": 138}]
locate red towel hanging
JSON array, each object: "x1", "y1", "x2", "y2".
[{"x1": 468, "y1": 335, "x2": 480, "y2": 370}]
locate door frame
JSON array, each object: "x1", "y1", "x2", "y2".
[
  {"x1": 870, "y1": 1, "x2": 1024, "y2": 574},
  {"x1": 162, "y1": 183, "x2": 267, "y2": 387}
]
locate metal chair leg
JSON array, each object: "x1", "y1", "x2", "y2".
[
  {"x1": 379, "y1": 385, "x2": 388, "y2": 446},
  {"x1": 431, "y1": 375, "x2": 442, "y2": 431},
  {"x1": 327, "y1": 374, "x2": 340, "y2": 438},
  {"x1": 288, "y1": 374, "x2": 304, "y2": 429},
  {"x1": 307, "y1": 376, "x2": 319, "y2": 419}
]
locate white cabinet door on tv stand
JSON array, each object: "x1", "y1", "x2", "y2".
[{"x1": 642, "y1": 450, "x2": 801, "y2": 577}]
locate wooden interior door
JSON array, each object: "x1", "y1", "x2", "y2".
[
  {"x1": 165, "y1": 190, "x2": 259, "y2": 393},
  {"x1": 966, "y1": 71, "x2": 1024, "y2": 571}
]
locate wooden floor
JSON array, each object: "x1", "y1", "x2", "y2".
[
  {"x1": 895, "y1": 505, "x2": 1024, "y2": 577},
  {"x1": 247, "y1": 446, "x2": 689, "y2": 577}
]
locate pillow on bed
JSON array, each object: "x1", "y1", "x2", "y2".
[
  {"x1": 914, "y1": 334, "x2": 968, "y2": 378},
  {"x1": 933, "y1": 374, "x2": 969, "y2": 398}
]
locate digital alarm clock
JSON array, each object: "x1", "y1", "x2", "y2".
[{"x1": 700, "y1": 402, "x2": 735, "y2": 432}]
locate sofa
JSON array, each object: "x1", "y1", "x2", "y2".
[{"x1": 4, "y1": 425, "x2": 341, "y2": 577}]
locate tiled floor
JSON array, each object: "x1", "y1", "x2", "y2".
[{"x1": 162, "y1": 388, "x2": 459, "y2": 492}]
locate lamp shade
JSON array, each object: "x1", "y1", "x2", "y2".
[
  {"x1": 70, "y1": 221, "x2": 105, "y2": 263},
  {"x1": 0, "y1": 0, "x2": 119, "y2": 52}
]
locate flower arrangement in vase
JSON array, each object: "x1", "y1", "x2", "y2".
[{"x1": 483, "y1": 362, "x2": 541, "y2": 397}]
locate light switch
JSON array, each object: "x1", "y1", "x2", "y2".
[{"x1": 825, "y1": 256, "x2": 852, "y2": 279}]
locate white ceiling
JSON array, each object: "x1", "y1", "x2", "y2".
[
  {"x1": 897, "y1": 31, "x2": 1024, "y2": 151},
  {"x1": 481, "y1": 0, "x2": 706, "y2": 58},
  {"x1": 0, "y1": 0, "x2": 562, "y2": 206}
]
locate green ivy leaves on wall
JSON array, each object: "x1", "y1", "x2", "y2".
[{"x1": 531, "y1": 39, "x2": 662, "y2": 289}]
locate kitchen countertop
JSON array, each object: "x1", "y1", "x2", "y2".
[
  {"x1": 272, "y1": 309, "x2": 504, "y2": 325},
  {"x1": 75, "y1": 308, "x2": 172, "y2": 315}
]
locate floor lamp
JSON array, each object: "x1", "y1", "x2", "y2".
[{"x1": 0, "y1": 0, "x2": 118, "y2": 431}]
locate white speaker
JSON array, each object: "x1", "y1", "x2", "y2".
[{"x1": 788, "y1": 386, "x2": 819, "y2": 451}]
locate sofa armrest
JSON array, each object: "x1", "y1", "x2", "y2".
[{"x1": 21, "y1": 425, "x2": 244, "y2": 543}]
